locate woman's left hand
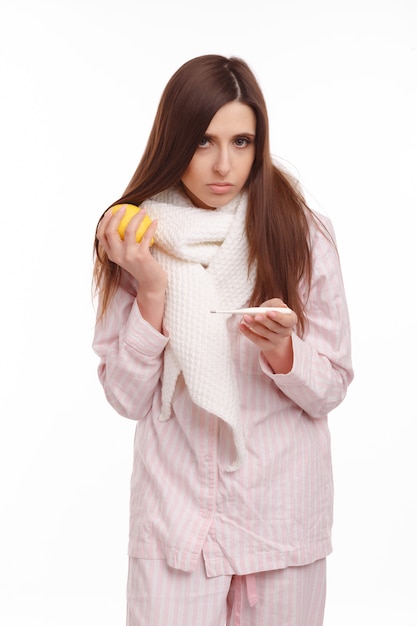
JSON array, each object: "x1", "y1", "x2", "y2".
[{"x1": 238, "y1": 298, "x2": 298, "y2": 374}]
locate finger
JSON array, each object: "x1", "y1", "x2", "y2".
[
  {"x1": 260, "y1": 298, "x2": 286, "y2": 309},
  {"x1": 142, "y1": 218, "x2": 158, "y2": 247},
  {"x1": 243, "y1": 312, "x2": 281, "y2": 332},
  {"x1": 239, "y1": 322, "x2": 275, "y2": 350},
  {"x1": 241, "y1": 315, "x2": 276, "y2": 340},
  {"x1": 96, "y1": 208, "x2": 114, "y2": 241},
  {"x1": 99, "y1": 206, "x2": 128, "y2": 246},
  {"x1": 265, "y1": 309, "x2": 298, "y2": 328},
  {"x1": 123, "y1": 209, "x2": 147, "y2": 242},
  {"x1": 242, "y1": 313, "x2": 296, "y2": 344}
]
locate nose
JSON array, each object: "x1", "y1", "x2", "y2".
[{"x1": 213, "y1": 146, "x2": 231, "y2": 176}]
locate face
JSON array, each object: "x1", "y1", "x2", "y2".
[{"x1": 181, "y1": 101, "x2": 256, "y2": 210}]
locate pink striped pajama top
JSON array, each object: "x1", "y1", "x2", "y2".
[{"x1": 92, "y1": 213, "x2": 353, "y2": 577}]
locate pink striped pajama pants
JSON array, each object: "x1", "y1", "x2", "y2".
[{"x1": 126, "y1": 555, "x2": 326, "y2": 626}]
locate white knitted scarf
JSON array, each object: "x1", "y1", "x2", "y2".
[{"x1": 142, "y1": 187, "x2": 256, "y2": 470}]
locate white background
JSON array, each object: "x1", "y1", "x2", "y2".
[{"x1": 0, "y1": 0, "x2": 416, "y2": 624}]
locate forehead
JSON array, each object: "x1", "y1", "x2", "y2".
[{"x1": 206, "y1": 101, "x2": 256, "y2": 135}]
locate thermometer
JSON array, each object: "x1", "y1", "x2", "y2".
[{"x1": 210, "y1": 307, "x2": 292, "y2": 315}]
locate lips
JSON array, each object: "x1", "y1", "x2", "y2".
[{"x1": 207, "y1": 183, "x2": 233, "y2": 194}]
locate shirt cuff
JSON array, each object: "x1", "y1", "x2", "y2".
[
  {"x1": 123, "y1": 301, "x2": 169, "y2": 356},
  {"x1": 259, "y1": 333, "x2": 312, "y2": 387}
]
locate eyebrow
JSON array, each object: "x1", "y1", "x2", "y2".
[{"x1": 204, "y1": 132, "x2": 256, "y2": 139}]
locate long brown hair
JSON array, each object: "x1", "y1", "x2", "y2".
[{"x1": 93, "y1": 55, "x2": 316, "y2": 333}]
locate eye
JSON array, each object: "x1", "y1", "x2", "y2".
[
  {"x1": 234, "y1": 136, "x2": 253, "y2": 148},
  {"x1": 198, "y1": 136, "x2": 210, "y2": 148}
]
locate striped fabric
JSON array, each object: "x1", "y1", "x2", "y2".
[
  {"x1": 92, "y1": 213, "x2": 353, "y2": 580},
  {"x1": 126, "y1": 554, "x2": 327, "y2": 626}
]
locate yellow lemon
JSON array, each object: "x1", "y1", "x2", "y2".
[{"x1": 111, "y1": 204, "x2": 154, "y2": 245}]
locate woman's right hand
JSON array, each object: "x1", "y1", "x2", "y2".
[{"x1": 97, "y1": 207, "x2": 167, "y2": 331}]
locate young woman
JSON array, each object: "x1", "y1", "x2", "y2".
[{"x1": 93, "y1": 55, "x2": 353, "y2": 626}]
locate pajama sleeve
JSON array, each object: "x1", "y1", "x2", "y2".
[
  {"x1": 92, "y1": 272, "x2": 169, "y2": 420},
  {"x1": 260, "y1": 214, "x2": 354, "y2": 417}
]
